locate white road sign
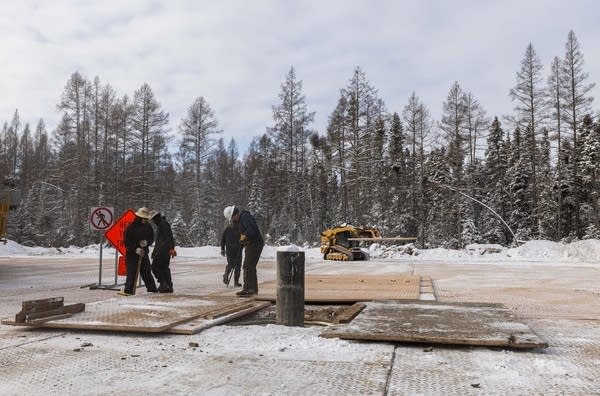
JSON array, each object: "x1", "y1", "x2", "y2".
[{"x1": 90, "y1": 207, "x2": 114, "y2": 230}]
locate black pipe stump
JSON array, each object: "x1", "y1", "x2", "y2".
[{"x1": 276, "y1": 249, "x2": 305, "y2": 326}]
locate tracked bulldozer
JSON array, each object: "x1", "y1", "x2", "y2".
[{"x1": 320, "y1": 224, "x2": 381, "y2": 261}]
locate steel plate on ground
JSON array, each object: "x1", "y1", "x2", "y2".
[
  {"x1": 320, "y1": 300, "x2": 548, "y2": 349},
  {"x1": 2, "y1": 294, "x2": 262, "y2": 333}
]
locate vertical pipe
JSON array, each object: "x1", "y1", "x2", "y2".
[{"x1": 276, "y1": 248, "x2": 305, "y2": 326}]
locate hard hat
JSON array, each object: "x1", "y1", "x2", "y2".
[
  {"x1": 223, "y1": 205, "x2": 236, "y2": 221},
  {"x1": 135, "y1": 207, "x2": 153, "y2": 219}
]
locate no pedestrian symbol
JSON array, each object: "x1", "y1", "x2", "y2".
[{"x1": 90, "y1": 207, "x2": 114, "y2": 231}]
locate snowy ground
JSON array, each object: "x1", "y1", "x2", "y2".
[{"x1": 1, "y1": 240, "x2": 599, "y2": 395}]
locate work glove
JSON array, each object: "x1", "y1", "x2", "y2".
[
  {"x1": 139, "y1": 240, "x2": 148, "y2": 248},
  {"x1": 169, "y1": 249, "x2": 177, "y2": 258},
  {"x1": 221, "y1": 250, "x2": 226, "y2": 257},
  {"x1": 135, "y1": 247, "x2": 145, "y2": 256},
  {"x1": 239, "y1": 234, "x2": 248, "y2": 245}
]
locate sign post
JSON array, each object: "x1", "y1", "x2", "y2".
[{"x1": 82, "y1": 207, "x2": 119, "y2": 290}]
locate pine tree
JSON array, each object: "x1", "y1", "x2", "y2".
[
  {"x1": 402, "y1": 92, "x2": 431, "y2": 236},
  {"x1": 546, "y1": 56, "x2": 565, "y2": 238},
  {"x1": 341, "y1": 67, "x2": 380, "y2": 223},
  {"x1": 507, "y1": 127, "x2": 534, "y2": 242},
  {"x1": 537, "y1": 127, "x2": 556, "y2": 239},
  {"x1": 561, "y1": 30, "x2": 595, "y2": 237},
  {"x1": 268, "y1": 67, "x2": 315, "y2": 239},
  {"x1": 463, "y1": 91, "x2": 489, "y2": 165},
  {"x1": 130, "y1": 83, "x2": 169, "y2": 206},
  {"x1": 483, "y1": 117, "x2": 509, "y2": 244},
  {"x1": 510, "y1": 44, "x2": 546, "y2": 233},
  {"x1": 578, "y1": 115, "x2": 600, "y2": 231},
  {"x1": 439, "y1": 82, "x2": 467, "y2": 174}
]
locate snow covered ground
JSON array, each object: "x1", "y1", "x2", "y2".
[{"x1": 1, "y1": 239, "x2": 599, "y2": 395}]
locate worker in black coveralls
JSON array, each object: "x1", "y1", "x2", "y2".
[
  {"x1": 223, "y1": 205, "x2": 264, "y2": 296},
  {"x1": 220, "y1": 221, "x2": 242, "y2": 287},
  {"x1": 150, "y1": 211, "x2": 177, "y2": 293},
  {"x1": 121, "y1": 207, "x2": 158, "y2": 295}
]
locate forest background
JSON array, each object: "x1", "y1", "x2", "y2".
[{"x1": 2, "y1": 31, "x2": 599, "y2": 248}]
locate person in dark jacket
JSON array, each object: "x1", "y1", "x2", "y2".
[
  {"x1": 150, "y1": 211, "x2": 177, "y2": 293},
  {"x1": 220, "y1": 222, "x2": 242, "y2": 287},
  {"x1": 121, "y1": 207, "x2": 158, "y2": 295},
  {"x1": 223, "y1": 205, "x2": 264, "y2": 296}
]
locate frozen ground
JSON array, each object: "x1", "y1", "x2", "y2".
[{"x1": 1, "y1": 240, "x2": 599, "y2": 395}]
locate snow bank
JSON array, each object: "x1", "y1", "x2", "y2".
[
  {"x1": 2, "y1": 238, "x2": 599, "y2": 264},
  {"x1": 505, "y1": 240, "x2": 561, "y2": 260},
  {"x1": 559, "y1": 239, "x2": 600, "y2": 262}
]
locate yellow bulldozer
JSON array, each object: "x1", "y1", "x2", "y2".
[{"x1": 320, "y1": 224, "x2": 382, "y2": 261}]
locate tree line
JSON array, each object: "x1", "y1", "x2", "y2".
[{"x1": 1, "y1": 30, "x2": 598, "y2": 248}]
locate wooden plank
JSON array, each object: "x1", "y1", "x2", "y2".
[
  {"x1": 167, "y1": 301, "x2": 272, "y2": 335},
  {"x1": 29, "y1": 313, "x2": 73, "y2": 325},
  {"x1": 15, "y1": 297, "x2": 64, "y2": 323},
  {"x1": 252, "y1": 275, "x2": 421, "y2": 303},
  {"x1": 333, "y1": 302, "x2": 366, "y2": 324},
  {"x1": 201, "y1": 301, "x2": 258, "y2": 319},
  {"x1": 25, "y1": 303, "x2": 85, "y2": 322},
  {"x1": 320, "y1": 300, "x2": 548, "y2": 349}
]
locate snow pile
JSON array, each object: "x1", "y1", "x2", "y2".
[
  {"x1": 2, "y1": 238, "x2": 599, "y2": 264},
  {"x1": 505, "y1": 240, "x2": 561, "y2": 260},
  {"x1": 507, "y1": 239, "x2": 600, "y2": 263},
  {"x1": 559, "y1": 239, "x2": 600, "y2": 262},
  {"x1": 368, "y1": 243, "x2": 418, "y2": 258}
]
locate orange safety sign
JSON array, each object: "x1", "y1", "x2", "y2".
[{"x1": 104, "y1": 209, "x2": 136, "y2": 255}]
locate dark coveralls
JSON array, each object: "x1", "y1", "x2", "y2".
[
  {"x1": 238, "y1": 210, "x2": 264, "y2": 293},
  {"x1": 151, "y1": 214, "x2": 176, "y2": 292},
  {"x1": 124, "y1": 217, "x2": 157, "y2": 294},
  {"x1": 221, "y1": 223, "x2": 242, "y2": 285}
]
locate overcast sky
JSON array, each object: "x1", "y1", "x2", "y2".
[{"x1": 1, "y1": 1, "x2": 599, "y2": 152}]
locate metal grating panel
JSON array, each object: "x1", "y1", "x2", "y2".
[{"x1": 321, "y1": 300, "x2": 548, "y2": 349}]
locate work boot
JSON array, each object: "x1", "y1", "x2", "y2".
[
  {"x1": 158, "y1": 284, "x2": 172, "y2": 293},
  {"x1": 234, "y1": 282, "x2": 242, "y2": 287},
  {"x1": 118, "y1": 290, "x2": 133, "y2": 296},
  {"x1": 236, "y1": 289, "x2": 256, "y2": 297},
  {"x1": 222, "y1": 274, "x2": 229, "y2": 285}
]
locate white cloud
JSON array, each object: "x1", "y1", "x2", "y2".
[{"x1": 1, "y1": 1, "x2": 599, "y2": 152}]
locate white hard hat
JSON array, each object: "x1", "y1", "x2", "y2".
[{"x1": 223, "y1": 205, "x2": 236, "y2": 221}]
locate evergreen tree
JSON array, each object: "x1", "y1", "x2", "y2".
[
  {"x1": 130, "y1": 83, "x2": 169, "y2": 206},
  {"x1": 546, "y1": 56, "x2": 565, "y2": 238},
  {"x1": 510, "y1": 43, "x2": 546, "y2": 232},
  {"x1": 561, "y1": 30, "x2": 595, "y2": 237},
  {"x1": 507, "y1": 127, "x2": 534, "y2": 242},
  {"x1": 578, "y1": 115, "x2": 600, "y2": 231},
  {"x1": 268, "y1": 67, "x2": 315, "y2": 239},
  {"x1": 483, "y1": 117, "x2": 509, "y2": 244}
]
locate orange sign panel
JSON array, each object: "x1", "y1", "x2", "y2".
[{"x1": 104, "y1": 209, "x2": 136, "y2": 255}]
